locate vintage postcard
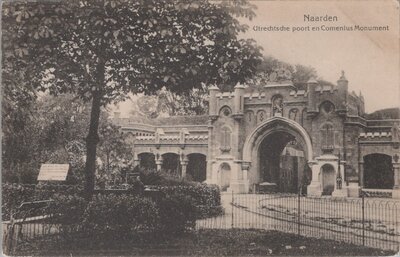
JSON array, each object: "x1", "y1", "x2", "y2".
[{"x1": 2, "y1": 0, "x2": 399, "y2": 256}]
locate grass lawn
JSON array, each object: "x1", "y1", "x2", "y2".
[{"x1": 17, "y1": 229, "x2": 397, "y2": 256}]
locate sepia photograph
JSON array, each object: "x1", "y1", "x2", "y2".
[{"x1": 1, "y1": 0, "x2": 400, "y2": 256}]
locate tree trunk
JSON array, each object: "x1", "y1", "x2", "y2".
[{"x1": 84, "y1": 91, "x2": 102, "y2": 200}]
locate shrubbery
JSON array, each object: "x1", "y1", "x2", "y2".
[
  {"x1": 2, "y1": 183, "x2": 36, "y2": 220},
  {"x1": 2, "y1": 183, "x2": 83, "y2": 220},
  {"x1": 156, "y1": 184, "x2": 223, "y2": 219},
  {"x1": 46, "y1": 192, "x2": 198, "y2": 242},
  {"x1": 82, "y1": 194, "x2": 160, "y2": 239}
]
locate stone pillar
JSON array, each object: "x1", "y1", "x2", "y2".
[
  {"x1": 227, "y1": 162, "x2": 248, "y2": 194},
  {"x1": 242, "y1": 162, "x2": 250, "y2": 193},
  {"x1": 205, "y1": 120, "x2": 214, "y2": 183},
  {"x1": 392, "y1": 163, "x2": 400, "y2": 199},
  {"x1": 133, "y1": 152, "x2": 140, "y2": 167},
  {"x1": 155, "y1": 155, "x2": 163, "y2": 171},
  {"x1": 180, "y1": 156, "x2": 188, "y2": 178},
  {"x1": 307, "y1": 161, "x2": 322, "y2": 196},
  {"x1": 358, "y1": 161, "x2": 364, "y2": 188}
]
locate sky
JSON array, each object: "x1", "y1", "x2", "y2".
[
  {"x1": 114, "y1": 0, "x2": 399, "y2": 116},
  {"x1": 240, "y1": 0, "x2": 399, "y2": 112}
]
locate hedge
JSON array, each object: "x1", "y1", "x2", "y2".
[
  {"x1": 154, "y1": 184, "x2": 223, "y2": 219},
  {"x1": 2, "y1": 183, "x2": 82, "y2": 220}
]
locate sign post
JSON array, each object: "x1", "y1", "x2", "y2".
[{"x1": 37, "y1": 164, "x2": 70, "y2": 181}]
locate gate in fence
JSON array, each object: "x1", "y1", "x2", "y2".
[{"x1": 196, "y1": 192, "x2": 400, "y2": 251}]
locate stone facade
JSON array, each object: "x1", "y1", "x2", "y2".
[{"x1": 114, "y1": 72, "x2": 400, "y2": 198}]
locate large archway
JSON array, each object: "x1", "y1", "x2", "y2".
[
  {"x1": 242, "y1": 117, "x2": 313, "y2": 192},
  {"x1": 363, "y1": 154, "x2": 394, "y2": 189},
  {"x1": 258, "y1": 131, "x2": 306, "y2": 193}
]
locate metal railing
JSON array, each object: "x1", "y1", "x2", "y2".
[
  {"x1": 2, "y1": 200, "x2": 59, "y2": 255},
  {"x1": 196, "y1": 191, "x2": 400, "y2": 251}
]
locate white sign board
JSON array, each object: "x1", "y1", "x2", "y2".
[{"x1": 37, "y1": 164, "x2": 70, "y2": 181}]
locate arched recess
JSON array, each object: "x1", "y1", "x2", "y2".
[
  {"x1": 187, "y1": 153, "x2": 207, "y2": 182},
  {"x1": 243, "y1": 117, "x2": 313, "y2": 162},
  {"x1": 219, "y1": 163, "x2": 231, "y2": 191},
  {"x1": 138, "y1": 152, "x2": 156, "y2": 170},
  {"x1": 161, "y1": 153, "x2": 181, "y2": 176},
  {"x1": 320, "y1": 164, "x2": 335, "y2": 195},
  {"x1": 242, "y1": 117, "x2": 313, "y2": 188},
  {"x1": 320, "y1": 122, "x2": 335, "y2": 152},
  {"x1": 363, "y1": 154, "x2": 394, "y2": 189},
  {"x1": 220, "y1": 126, "x2": 232, "y2": 152}
]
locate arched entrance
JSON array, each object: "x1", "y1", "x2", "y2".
[
  {"x1": 187, "y1": 153, "x2": 207, "y2": 182},
  {"x1": 161, "y1": 153, "x2": 181, "y2": 177},
  {"x1": 138, "y1": 152, "x2": 156, "y2": 170},
  {"x1": 320, "y1": 164, "x2": 335, "y2": 195},
  {"x1": 219, "y1": 163, "x2": 231, "y2": 191},
  {"x1": 258, "y1": 132, "x2": 306, "y2": 193},
  {"x1": 363, "y1": 154, "x2": 394, "y2": 189},
  {"x1": 242, "y1": 117, "x2": 313, "y2": 192}
]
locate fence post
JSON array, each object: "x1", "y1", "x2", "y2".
[
  {"x1": 231, "y1": 190, "x2": 234, "y2": 229},
  {"x1": 361, "y1": 191, "x2": 365, "y2": 246},
  {"x1": 297, "y1": 188, "x2": 301, "y2": 236}
]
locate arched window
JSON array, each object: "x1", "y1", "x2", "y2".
[
  {"x1": 321, "y1": 123, "x2": 334, "y2": 152},
  {"x1": 219, "y1": 106, "x2": 232, "y2": 117},
  {"x1": 289, "y1": 108, "x2": 299, "y2": 122},
  {"x1": 220, "y1": 127, "x2": 232, "y2": 152}
]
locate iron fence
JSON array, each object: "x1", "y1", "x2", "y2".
[
  {"x1": 3, "y1": 192, "x2": 400, "y2": 254},
  {"x1": 2, "y1": 200, "x2": 61, "y2": 255},
  {"x1": 196, "y1": 192, "x2": 400, "y2": 251}
]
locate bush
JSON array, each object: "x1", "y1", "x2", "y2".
[
  {"x1": 2, "y1": 183, "x2": 36, "y2": 220},
  {"x1": 1, "y1": 183, "x2": 83, "y2": 221},
  {"x1": 139, "y1": 168, "x2": 197, "y2": 187},
  {"x1": 81, "y1": 194, "x2": 159, "y2": 239},
  {"x1": 155, "y1": 192, "x2": 197, "y2": 233},
  {"x1": 156, "y1": 184, "x2": 223, "y2": 219},
  {"x1": 46, "y1": 193, "x2": 87, "y2": 239}
]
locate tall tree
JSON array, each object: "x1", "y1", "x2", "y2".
[{"x1": 3, "y1": 0, "x2": 262, "y2": 198}]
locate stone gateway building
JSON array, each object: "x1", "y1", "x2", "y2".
[{"x1": 113, "y1": 71, "x2": 400, "y2": 198}]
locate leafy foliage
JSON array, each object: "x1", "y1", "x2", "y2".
[
  {"x1": 97, "y1": 123, "x2": 133, "y2": 177},
  {"x1": 81, "y1": 194, "x2": 160, "y2": 238},
  {"x1": 2, "y1": 0, "x2": 262, "y2": 197}
]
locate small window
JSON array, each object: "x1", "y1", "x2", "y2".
[
  {"x1": 320, "y1": 101, "x2": 335, "y2": 114},
  {"x1": 219, "y1": 106, "x2": 232, "y2": 117}
]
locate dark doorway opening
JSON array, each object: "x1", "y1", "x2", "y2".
[
  {"x1": 161, "y1": 153, "x2": 181, "y2": 177},
  {"x1": 138, "y1": 153, "x2": 156, "y2": 170},
  {"x1": 363, "y1": 154, "x2": 393, "y2": 189},
  {"x1": 187, "y1": 153, "x2": 207, "y2": 182},
  {"x1": 258, "y1": 131, "x2": 305, "y2": 193}
]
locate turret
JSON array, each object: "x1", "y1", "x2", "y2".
[
  {"x1": 229, "y1": 83, "x2": 245, "y2": 120},
  {"x1": 307, "y1": 77, "x2": 318, "y2": 113},
  {"x1": 233, "y1": 82, "x2": 245, "y2": 115},
  {"x1": 208, "y1": 85, "x2": 220, "y2": 116},
  {"x1": 337, "y1": 71, "x2": 348, "y2": 113}
]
